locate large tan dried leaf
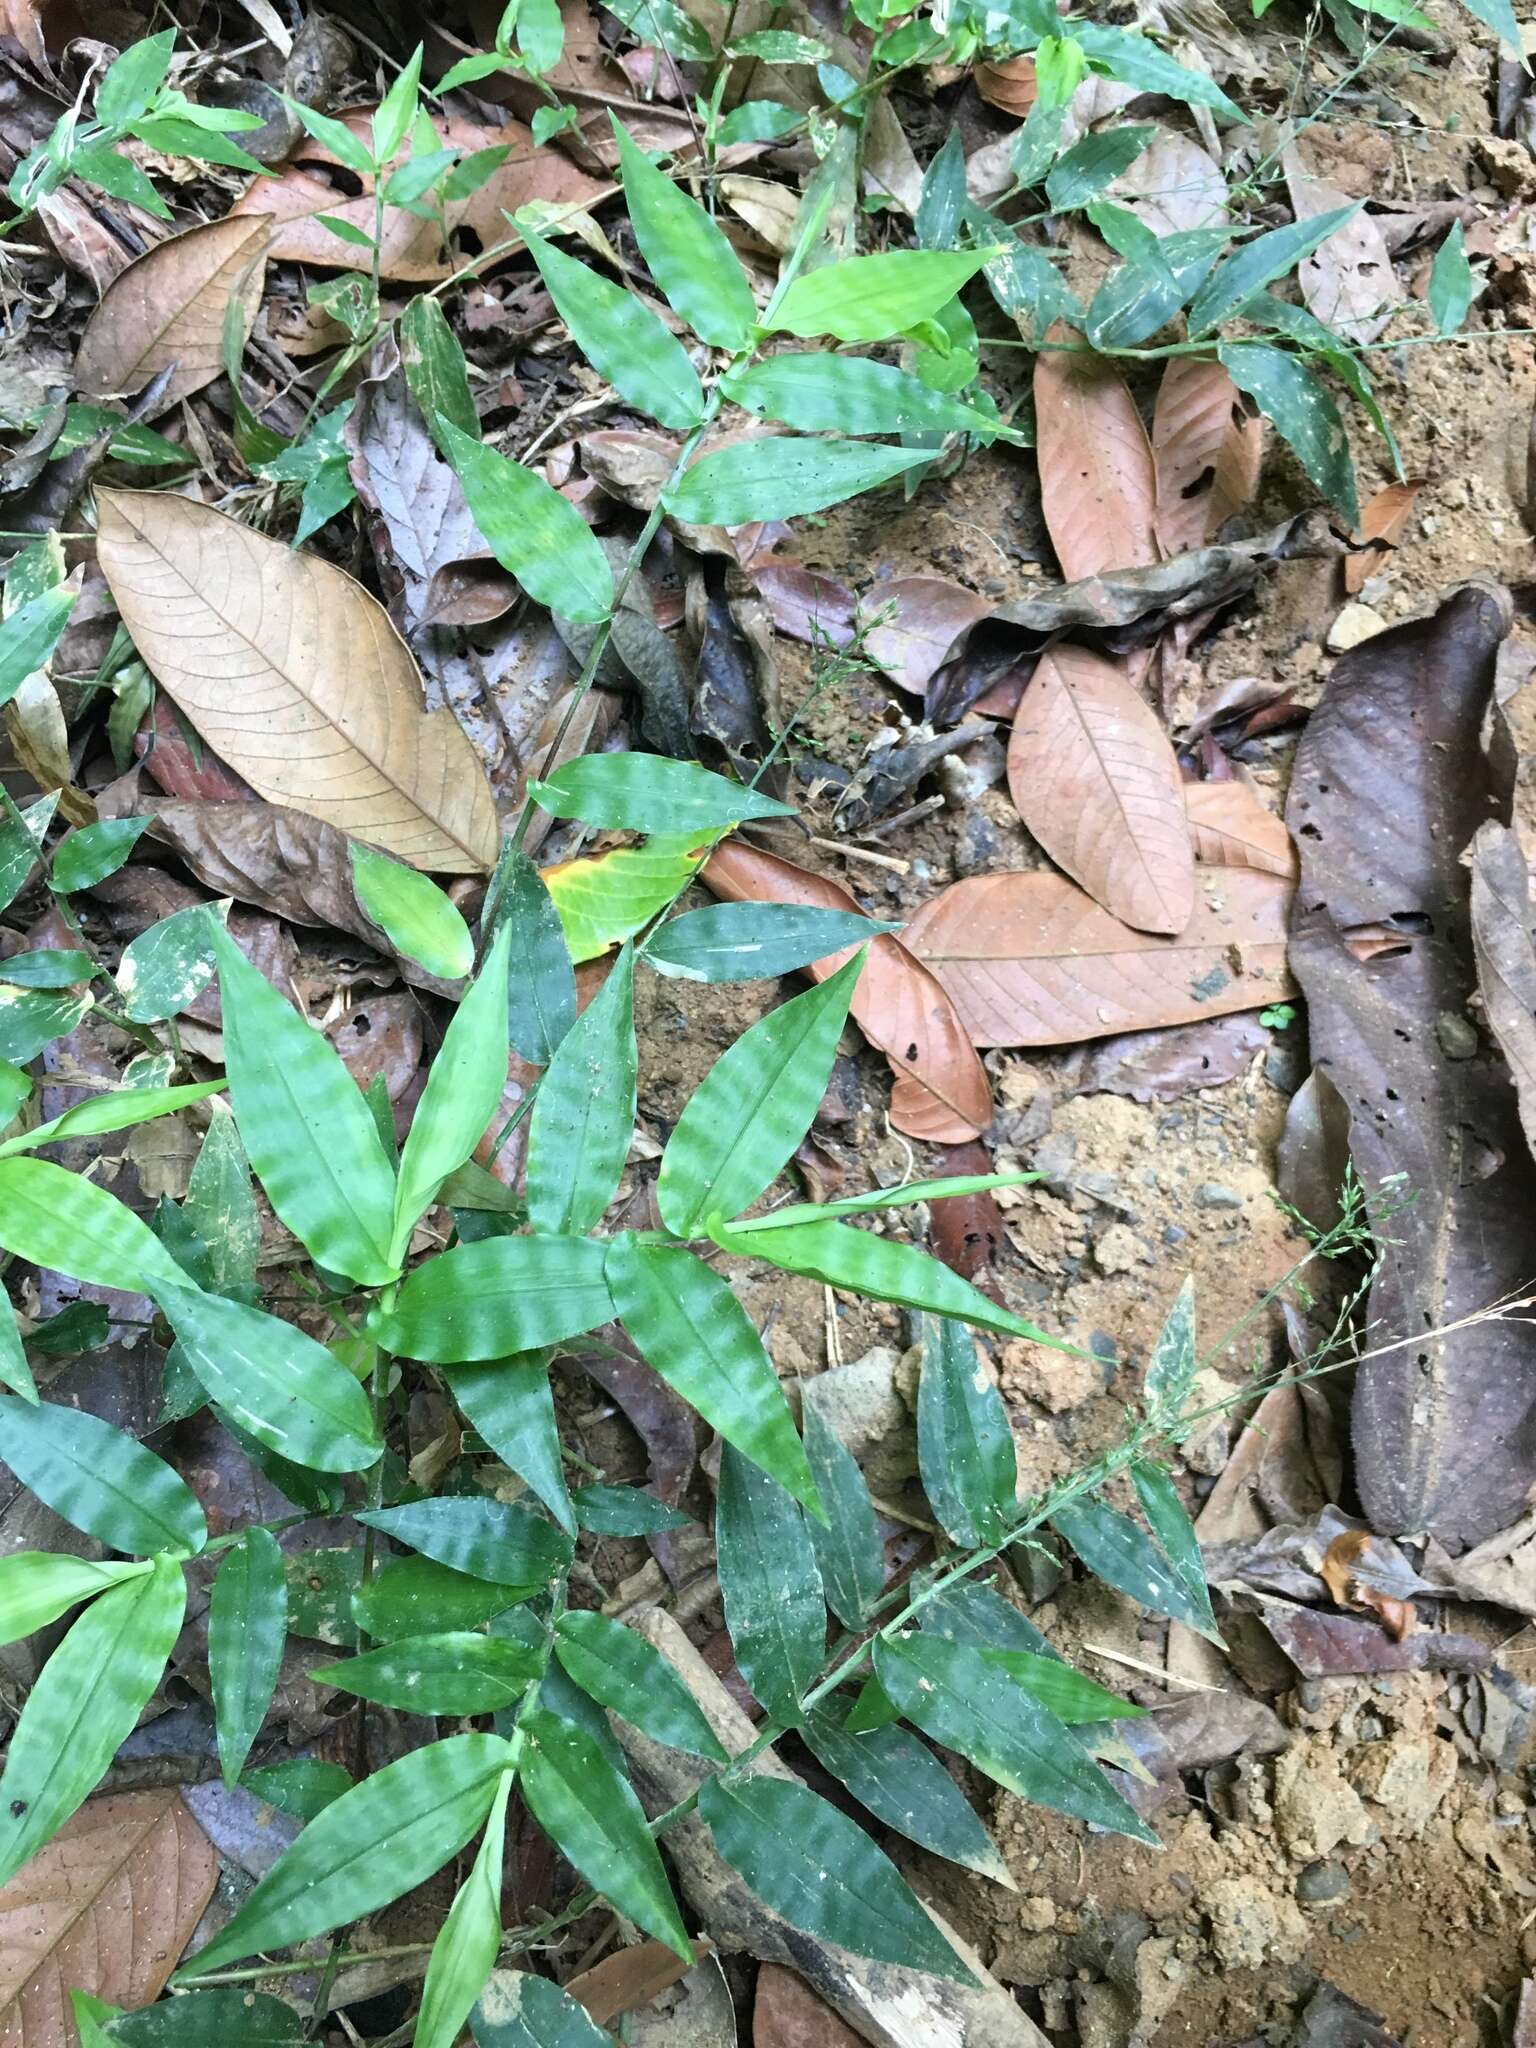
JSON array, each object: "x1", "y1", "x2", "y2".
[
  {"x1": 1183, "y1": 778, "x2": 1298, "y2": 878},
  {"x1": 703, "y1": 841, "x2": 991, "y2": 1142},
  {"x1": 902, "y1": 866, "x2": 1293, "y2": 1048},
  {"x1": 1108, "y1": 130, "x2": 1227, "y2": 236},
  {"x1": 94, "y1": 491, "x2": 499, "y2": 872},
  {"x1": 1344, "y1": 478, "x2": 1425, "y2": 595},
  {"x1": 0, "y1": 1791, "x2": 217, "y2": 2045},
  {"x1": 1151, "y1": 358, "x2": 1263, "y2": 557},
  {"x1": 1033, "y1": 328, "x2": 1159, "y2": 580},
  {"x1": 1007, "y1": 644, "x2": 1194, "y2": 935},
  {"x1": 1283, "y1": 149, "x2": 1404, "y2": 347},
  {"x1": 75, "y1": 217, "x2": 267, "y2": 413}
]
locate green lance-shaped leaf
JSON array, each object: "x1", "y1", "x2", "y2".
[
  {"x1": 1055, "y1": 1490, "x2": 1218, "y2": 1636},
  {"x1": 916, "y1": 1315, "x2": 1017, "y2": 1547},
  {"x1": 571, "y1": 1485, "x2": 689, "y2": 1535},
  {"x1": 415, "y1": 1771, "x2": 513, "y2": 2048},
  {"x1": 0, "y1": 947, "x2": 93, "y2": 987},
  {"x1": 1429, "y1": 219, "x2": 1474, "y2": 337},
  {"x1": 531, "y1": 753, "x2": 793, "y2": 834},
  {"x1": 802, "y1": 1704, "x2": 1014, "y2": 1886},
  {"x1": 800, "y1": 1395, "x2": 883, "y2": 1629},
  {"x1": 352, "y1": 1555, "x2": 526, "y2": 1640},
  {"x1": 0, "y1": 1554, "x2": 186, "y2": 1887},
  {"x1": 0, "y1": 1396, "x2": 207, "y2": 1557},
  {"x1": 607, "y1": 1237, "x2": 819, "y2": 1511},
  {"x1": 1217, "y1": 341, "x2": 1358, "y2": 527},
  {"x1": 525, "y1": 942, "x2": 635, "y2": 1235},
  {"x1": 0, "y1": 791, "x2": 58, "y2": 912},
  {"x1": 242, "y1": 1758, "x2": 353, "y2": 1822},
  {"x1": 51, "y1": 816, "x2": 151, "y2": 893},
  {"x1": 1186, "y1": 203, "x2": 1360, "y2": 337},
  {"x1": 358, "y1": 1497, "x2": 573, "y2": 1589},
  {"x1": 519, "y1": 1707, "x2": 693, "y2": 1960},
  {"x1": 183, "y1": 1735, "x2": 512, "y2": 1976},
  {"x1": 0, "y1": 1153, "x2": 187, "y2": 1294},
  {"x1": 103, "y1": 1989, "x2": 305, "y2": 2044},
  {"x1": 392, "y1": 923, "x2": 512, "y2": 1258},
  {"x1": 1085, "y1": 225, "x2": 1228, "y2": 352},
  {"x1": 918, "y1": 1578, "x2": 1055, "y2": 1657},
  {"x1": 1043, "y1": 124, "x2": 1156, "y2": 209},
  {"x1": 724, "y1": 355, "x2": 998, "y2": 438},
  {"x1": 1458, "y1": 0, "x2": 1521, "y2": 56},
  {"x1": 715, "y1": 1443, "x2": 825, "y2": 1725},
  {"x1": 373, "y1": 1233, "x2": 614, "y2": 1361},
  {"x1": 316, "y1": 1632, "x2": 542, "y2": 1714},
  {"x1": 611, "y1": 118, "x2": 756, "y2": 352},
  {"x1": 154, "y1": 1281, "x2": 383, "y2": 1473},
  {"x1": 641, "y1": 901, "x2": 896, "y2": 983},
  {"x1": 116, "y1": 903, "x2": 223, "y2": 1023},
  {"x1": 183, "y1": 1099, "x2": 260, "y2": 1299},
  {"x1": 553, "y1": 1610, "x2": 726, "y2": 1760},
  {"x1": 209, "y1": 1527, "x2": 287, "y2": 1788},
  {"x1": 352, "y1": 843, "x2": 475, "y2": 980},
  {"x1": 873, "y1": 1631, "x2": 1156, "y2": 1843},
  {"x1": 978, "y1": 1646, "x2": 1142, "y2": 1725},
  {"x1": 768, "y1": 248, "x2": 990, "y2": 344},
  {"x1": 1143, "y1": 1274, "x2": 1196, "y2": 1425},
  {"x1": 524, "y1": 231, "x2": 704, "y2": 431},
  {"x1": 400, "y1": 292, "x2": 479, "y2": 452},
  {"x1": 663, "y1": 437, "x2": 931, "y2": 527},
  {"x1": 698, "y1": 1775, "x2": 973, "y2": 1980},
  {"x1": 712, "y1": 1214, "x2": 1064, "y2": 1346},
  {"x1": 0, "y1": 1285, "x2": 34, "y2": 1404},
  {"x1": 212, "y1": 924, "x2": 398, "y2": 1284},
  {"x1": 1069, "y1": 21, "x2": 1246, "y2": 121},
  {"x1": 442, "y1": 1353, "x2": 575, "y2": 1534},
  {"x1": 731, "y1": 1170, "x2": 1034, "y2": 1233},
  {"x1": 482, "y1": 842, "x2": 577, "y2": 1066},
  {"x1": 1131, "y1": 1458, "x2": 1220, "y2": 1640},
  {"x1": 0, "y1": 584, "x2": 76, "y2": 717},
  {"x1": 438, "y1": 417, "x2": 613, "y2": 625},
  {"x1": 0, "y1": 1552, "x2": 151, "y2": 1647},
  {"x1": 471, "y1": 1970, "x2": 614, "y2": 2046},
  {"x1": 657, "y1": 950, "x2": 863, "y2": 1236},
  {"x1": 0, "y1": 986, "x2": 91, "y2": 1065}
]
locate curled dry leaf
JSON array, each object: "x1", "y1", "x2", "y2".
[
  {"x1": 1182, "y1": 778, "x2": 1298, "y2": 878},
  {"x1": 863, "y1": 577, "x2": 993, "y2": 696},
  {"x1": 1008, "y1": 644, "x2": 1195, "y2": 935},
  {"x1": 1469, "y1": 820, "x2": 1536, "y2": 1165},
  {"x1": 1343, "y1": 478, "x2": 1426, "y2": 596},
  {"x1": 1109, "y1": 130, "x2": 1228, "y2": 236},
  {"x1": 1283, "y1": 149, "x2": 1405, "y2": 346},
  {"x1": 749, "y1": 561, "x2": 857, "y2": 647},
  {"x1": 902, "y1": 866, "x2": 1293, "y2": 1048},
  {"x1": 702, "y1": 840, "x2": 992, "y2": 1143},
  {"x1": 74, "y1": 216, "x2": 268, "y2": 414},
  {"x1": 1151, "y1": 358, "x2": 1263, "y2": 558},
  {"x1": 94, "y1": 489, "x2": 499, "y2": 872},
  {"x1": 1033, "y1": 328, "x2": 1160, "y2": 582},
  {"x1": 0, "y1": 1790, "x2": 218, "y2": 2042},
  {"x1": 974, "y1": 54, "x2": 1038, "y2": 116}
]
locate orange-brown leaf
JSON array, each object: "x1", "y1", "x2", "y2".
[
  {"x1": 1183, "y1": 779, "x2": 1298, "y2": 878},
  {"x1": 702, "y1": 842, "x2": 992, "y2": 1142},
  {"x1": 974, "y1": 55, "x2": 1038, "y2": 116},
  {"x1": 1033, "y1": 329, "x2": 1159, "y2": 580},
  {"x1": 864, "y1": 577, "x2": 991, "y2": 696},
  {"x1": 1151, "y1": 358, "x2": 1263, "y2": 557},
  {"x1": 902, "y1": 867, "x2": 1293, "y2": 1048},
  {"x1": 1008, "y1": 645, "x2": 1195, "y2": 934},
  {"x1": 1344, "y1": 479, "x2": 1426, "y2": 595},
  {"x1": 75, "y1": 216, "x2": 267, "y2": 413},
  {"x1": 566, "y1": 1939, "x2": 710, "y2": 2025}
]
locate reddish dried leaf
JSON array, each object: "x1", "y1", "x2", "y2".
[
  {"x1": 1008, "y1": 645, "x2": 1195, "y2": 934},
  {"x1": 1319, "y1": 1529, "x2": 1416, "y2": 1640},
  {"x1": 1343, "y1": 478, "x2": 1426, "y2": 595},
  {"x1": 137, "y1": 692, "x2": 256, "y2": 802},
  {"x1": 753, "y1": 1963, "x2": 867, "y2": 2048},
  {"x1": 566, "y1": 1939, "x2": 709, "y2": 2025},
  {"x1": 902, "y1": 867, "x2": 1293, "y2": 1048},
  {"x1": 1183, "y1": 778, "x2": 1298, "y2": 878},
  {"x1": 749, "y1": 561, "x2": 858, "y2": 647},
  {"x1": 974, "y1": 55, "x2": 1038, "y2": 116},
  {"x1": 1033, "y1": 329, "x2": 1159, "y2": 581},
  {"x1": 927, "y1": 1139, "x2": 1006, "y2": 1285},
  {"x1": 1151, "y1": 358, "x2": 1263, "y2": 558},
  {"x1": 702, "y1": 841, "x2": 992, "y2": 1141},
  {"x1": 864, "y1": 577, "x2": 991, "y2": 696}
]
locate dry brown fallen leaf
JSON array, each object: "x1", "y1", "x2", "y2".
[
  {"x1": 565, "y1": 1939, "x2": 710, "y2": 2025},
  {"x1": 902, "y1": 866, "x2": 1293, "y2": 1047},
  {"x1": 753, "y1": 1962, "x2": 867, "y2": 2048},
  {"x1": 1151, "y1": 358, "x2": 1263, "y2": 558},
  {"x1": 1109, "y1": 130, "x2": 1228, "y2": 236},
  {"x1": 862, "y1": 576, "x2": 992, "y2": 696},
  {"x1": 74, "y1": 216, "x2": 268, "y2": 413},
  {"x1": 1033, "y1": 327, "x2": 1160, "y2": 581},
  {"x1": 1343, "y1": 478, "x2": 1426, "y2": 595},
  {"x1": 0, "y1": 1790, "x2": 218, "y2": 2043},
  {"x1": 1319, "y1": 1529, "x2": 1416, "y2": 1640},
  {"x1": 94, "y1": 490, "x2": 499, "y2": 872},
  {"x1": 702, "y1": 840, "x2": 992, "y2": 1143},
  {"x1": 974, "y1": 54, "x2": 1038, "y2": 116},
  {"x1": 1470, "y1": 819, "x2": 1536, "y2": 1166},
  {"x1": 1008, "y1": 644, "x2": 1195, "y2": 935},
  {"x1": 1183, "y1": 778, "x2": 1298, "y2": 878},
  {"x1": 1283, "y1": 148, "x2": 1405, "y2": 346}
]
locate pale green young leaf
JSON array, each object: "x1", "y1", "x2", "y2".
[
  {"x1": 373, "y1": 1234, "x2": 614, "y2": 1361},
  {"x1": 0, "y1": 791, "x2": 57, "y2": 912},
  {"x1": 978, "y1": 1646, "x2": 1140, "y2": 1724},
  {"x1": 717, "y1": 99, "x2": 801, "y2": 146},
  {"x1": 526, "y1": 942, "x2": 635, "y2": 1234},
  {"x1": 641, "y1": 900, "x2": 896, "y2": 982},
  {"x1": 0, "y1": 1555, "x2": 186, "y2": 1887},
  {"x1": 520, "y1": 1708, "x2": 693, "y2": 1959},
  {"x1": 611, "y1": 118, "x2": 756, "y2": 351},
  {"x1": 353, "y1": 1555, "x2": 525, "y2": 1641},
  {"x1": 1131, "y1": 1459, "x2": 1220, "y2": 1639},
  {"x1": 554, "y1": 1610, "x2": 727, "y2": 1759},
  {"x1": 1143, "y1": 1274, "x2": 1196, "y2": 1424},
  {"x1": 729, "y1": 1170, "x2": 1034, "y2": 1233},
  {"x1": 373, "y1": 44, "x2": 423, "y2": 164},
  {"x1": 1187, "y1": 203, "x2": 1359, "y2": 336},
  {"x1": 352, "y1": 844, "x2": 474, "y2": 980},
  {"x1": 917, "y1": 1315, "x2": 1016, "y2": 1546},
  {"x1": 317, "y1": 1633, "x2": 540, "y2": 1714},
  {"x1": 698, "y1": 1775, "x2": 973, "y2": 1979},
  {"x1": 482, "y1": 842, "x2": 577, "y2": 1065},
  {"x1": 516, "y1": 0, "x2": 565, "y2": 70},
  {"x1": 0, "y1": 1552, "x2": 150, "y2": 1647},
  {"x1": 800, "y1": 1397, "x2": 883, "y2": 1629},
  {"x1": 71, "y1": 1992, "x2": 123, "y2": 2048},
  {"x1": 0, "y1": 1285, "x2": 34, "y2": 1402},
  {"x1": 241, "y1": 1759, "x2": 352, "y2": 1822},
  {"x1": 415, "y1": 1773, "x2": 512, "y2": 2048},
  {"x1": 802, "y1": 1704, "x2": 1013, "y2": 1885},
  {"x1": 95, "y1": 27, "x2": 174, "y2": 124},
  {"x1": 154, "y1": 1280, "x2": 383, "y2": 1473},
  {"x1": 1033, "y1": 31, "x2": 1087, "y2": 106},
  {"x1": 209, "y1": 1527, "x2": 287, "y2": 1788},
  {"x1": 438, "y1": 418, "x2": 613, "y2": 624},
  {"x1": 184, "y1": 1100, "x2": 260, "y2": 1299},
  {"x1": 212, "y1": 924, "x2": 398, "y2": 1284},
  {"x1": 0, "y1": 1396, "x2": 207, "y2": 1556},
  {"x1": 544, "y1": 832, "x2": 712, "y2": 963},
  {"x1": 471, "y1": 1973, "x2": 612, "y2": 2046},
  {"x1": 0, "y1": 1080, "x2": 223, "y2": 1160},
  {"x1": 442, "y1": 1352, "x2": 576, "y2": 1534},
  {"x1": 1052, "y1": 1492, "x2": 1221, "y2": 1640},
  {"x1": 531, "y1": 753, "x2": 792, "y2": 832},
  {"x1": 656, "y1": 950, "x2": 863, "y2": 1235},
  {"x1": 607, "y1": 1237, "x2": 819, "y2": 1511},
  {"x1": 663, "y1": 436, "x2": 930, "y2": 526},
  {"x1": 0, "y1": 1156, "x2": 185, "y2": 1294},
  {"x1": 725, "y1": 355, "x2": 1000, "y2": 437},
  {"x1": 357, "y1": 1498, "x2": 572, "y2": 1589},
  {"x1": 182, "y1": 1735, "x2": 511, "y2": 1976},
  {"x1": 1429, "y1": 220, "x2": 1474, "y2": 336},
  {"x1": 103, "y1": 1989, "x2": 305, "y2": 2043},
  {"x1": 399, "y1": 294, "x2": 479, "y2": 448},
  {"x1": 436, "y1": 51, "x2": 512, "y2": 93},
  {"x1": 1217, "y1": 341, "x2": 1358, "y2": 526},
  {"x1": 51, "y1": 816, "x2": 151, "y2": 893},
  {"x1": 715, "y1": 1442, "x2": 825, "y2": 1724},
  {"x1": 0, "y1": 586, "x2": 76, "y2": 716},
  {"x1": 525, "y1": 231, "x2": 705, "y2": 430},
  {"x1": 1044, "y1": 125, "x2": 1155, "y2": 209},
  {"x1": 768, "y1": 249, "x2": 990, "y2": 343}
]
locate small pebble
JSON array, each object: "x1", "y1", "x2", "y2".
[
  {"x1": 1327, "y1": 603, "x2": 1389, "y2": 653},
  {"x1": 1296, "y1": 1861, "x2": 1352, "y2": 1905},
  {"x1": 1195, "y1": 1182, "x2": 1243, "y2": 1210},
  {"x1": 1436, "y1": 1012, "x2": 1479, "y2": 1061}
]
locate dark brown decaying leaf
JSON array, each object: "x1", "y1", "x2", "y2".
[
  {"x1": 1344, "y1": 479, "x2": 1426, "y2": 595},
  {"x1": 74, "y1": 217, "x2": 267, "y2": 413},
  {"x1": 1469, "y1": 820, "x2": 1536, "y2": 1164},
  {"x1": 1240, "y1": 1591, "x2": 1490, "y2": 1679},
  {"x1": 863, "y1": 578, "x2": 992, "y2": 697},
  {"x1": 749, "y1": 561, "x2": 858, "y2": 648},
  {"x1": 902, "y1": 866, "x2": 1293, "y2": 1048},
  {"x1": 926, "y1": 1140, "x2": 1007, "y2": 1286},
  {"x1": 1008, "y1": 644, "x2": 1195, "y2": 934},
  {"x1": 0, "y1": 1791, "x2": 218, "y2": 2042},
  {"x1": 1182, "y1": 778, "x2": 1298, "y2": 878},
  {"x1": 1151, "y1": 358, "x2": 1263, "y2": 558},
  {"x1": 1033, "y1": 329, "x2": 1159, "y2": 581},
  {"x1": 1286, "y1": 583, "x2": 1536, "y2": 1551},
  {"x1": 566, "y1": 1940, "x2": 710, "y2": 2025},
  {"x1": 1057, "y1": 1011, "x2": 1270, "y2": 1102},
  {"x1": 702, "y1": 841, "x2": 992, "y2": 1142},
  {"x1": 754, "y1": 1963, "x2": 868, "y2": 2048},
  {"x1": 1275, "y1": 1065, "x2": 1353, "y2": 1238}
]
